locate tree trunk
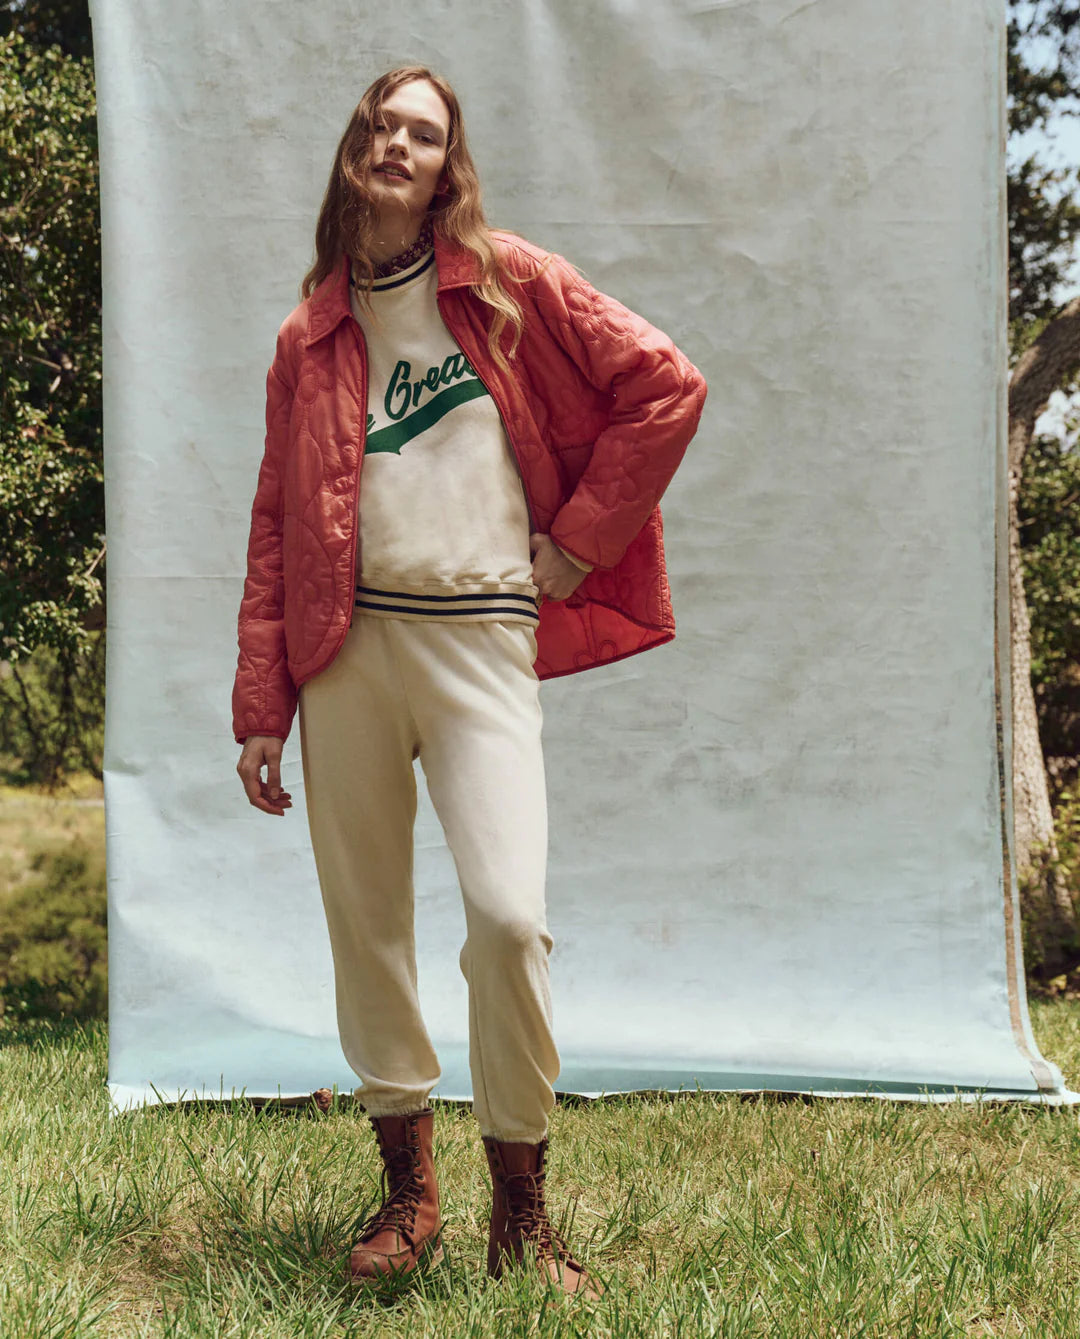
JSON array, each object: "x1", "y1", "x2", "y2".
[{"x1": 1007, "y1": 295, "x2": 1080, "y2": 980}]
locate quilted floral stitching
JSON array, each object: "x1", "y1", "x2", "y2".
[
  {"x1": 232, "y1": 361, "x2": 298, "y2": 739},
  {"x1": 231, "y1": 234, "x2": 706, "y2": 744}
]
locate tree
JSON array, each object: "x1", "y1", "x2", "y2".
[
  {"x1": 1006, "y1": 1, "x2": 1080, "y2": 980},
  {"x1": 1008, "y1": 301, "x2": 1080, "y2": 978},
  {"x1": 1, "y1": 0, "x2": 1080, "y2": 987},
  {"x1": 0, "y1": 0, "x2": 92, "y2": 61},
  {"x1": 0, "y1": 27, "x2": 103, "y2": 783},
  {"x1": 1007, "y1": 2, "x2": 1080, "y2": 346}
]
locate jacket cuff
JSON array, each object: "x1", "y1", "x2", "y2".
[{"x1": 234, "y1": 728, "x2": 290, "y2": 746}]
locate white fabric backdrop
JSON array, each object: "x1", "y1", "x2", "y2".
[{"x1": 91, "y1": 0, "x2": 1074, "y2": 1109}]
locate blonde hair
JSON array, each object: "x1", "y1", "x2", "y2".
[{"x1": 301, "y1": 66, "x2": 534, "y2": 372}]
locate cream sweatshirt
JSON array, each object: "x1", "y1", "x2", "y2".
[{"x1": 348, "y1": 246, "x2": 542, "y2": 624}]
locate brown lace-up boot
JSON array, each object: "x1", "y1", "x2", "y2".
[
  {"x1": 348, "y1": 1107, "x2": 443, "y2": 1283},
  {"x1": 482, "y1": 1136, "x2": 604, "y2": 1299}
]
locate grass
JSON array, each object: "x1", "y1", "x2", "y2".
[
  {"x1": 4, "y1": 787, "x2": 1080, "y2": 1336},
  {"x1": 1, "y1": 1010, "x2": 1080, "y2": 1338}
]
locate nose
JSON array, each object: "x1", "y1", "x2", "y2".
[{"x1": 386, "y1": 124, "x2": 409, "y2": 155}]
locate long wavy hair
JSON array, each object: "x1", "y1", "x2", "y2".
[{"x1": 301, "y1": 66, "x2": 536, "y2": 372}]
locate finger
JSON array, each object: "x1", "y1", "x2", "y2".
[
  {"x1": 267, "y1": 758, "x2": 283, "y2": 800},
  {"x1": 255, "y1": 784, "x2": 291, "y2": 816},
  {"x1": 239, "y1": 764, "x2": 263, "y2": 806}
]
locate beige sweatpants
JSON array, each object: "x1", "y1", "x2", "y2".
[{"x1": 297, "y1": 612, "x2": 560, "y2": 1143}]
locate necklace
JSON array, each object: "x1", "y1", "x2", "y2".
[{"x1": 367, "y1": 218, "x2": 435, "y2": 280}]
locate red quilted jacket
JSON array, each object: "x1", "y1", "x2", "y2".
[{"x1": 232, "y1": 229, "x2": 707, "y2": 744}]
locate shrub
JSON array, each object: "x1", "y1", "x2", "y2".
[
  {"x1": 0, "y1": 836, "x2": 106, "y2": 1020},
  {"x1": 0, "y1": 638, "x2": 104, "y2": 787},
  {"x1": 1022, "y1": 781, "x2": 1080, "y2": 993}
]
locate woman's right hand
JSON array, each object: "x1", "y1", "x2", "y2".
[{"x1": 237, "y1": 735, "x2": 293, "y2": 816}]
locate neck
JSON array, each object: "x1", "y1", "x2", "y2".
[{"x1": 367, "y1": 212, "x2": 428, "y2": 266}]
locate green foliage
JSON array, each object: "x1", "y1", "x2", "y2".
[
  {"x1": 0, "y1": 6, "x2": 1076, "y2": 1007},
  {"x1": 1023, "y1": 779, "x2": 1080, "y2": 990},
  {"x1": 0, "y1": 2, "x2": 1076, "y2": 797},
  {"x1": 1047, "y1": 780, "x2": 1080, "y2": 940},
  {"x1": 1055, "y1": 778, "x2": 1080, "y2": 877},
  {"x1": 0, "y1": 28, "x2": 104, "y2": 667},
  {"x1": 0, "y1": 636, "x2": 104, "y2": 786},
  {"x1": 0, "y1": 835, "x2": 107, "y2": 1020},
  {"x1": 1007, "y1": 155, "x2": 1080, "y2": 359},
  {"x1": 0, "y1": 0, "x2": 94, "y2": 60},
  {"x1": 1006, "y1": 2, "x2": 1080, "y2": 354},
  {"x1": 1019, "y1": 422, "x2": 1080, "y2": 692}
]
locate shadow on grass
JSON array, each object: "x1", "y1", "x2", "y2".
[{"x1": 0, "y1": 1012, "x2": 103, "y2": 1050}]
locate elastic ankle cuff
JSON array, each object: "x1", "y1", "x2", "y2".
[
  {"x1": 480, "y1": 1129, "x2": 548, "y2": 1145},
  {"x1": 362, "y1": 1101, "x2": 434, "y2": 1119}
]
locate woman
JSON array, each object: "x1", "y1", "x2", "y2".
[{"x1": 232, "y1": 65, "x2": 706, "y2": 1298}]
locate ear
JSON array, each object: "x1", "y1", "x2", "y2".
[{"x1": 436, "y1": 173, "x2": 450, "y2": 195}]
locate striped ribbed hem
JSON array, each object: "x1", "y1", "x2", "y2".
[{"x1": 355, "y1": 584, "x2": 540, "y2": 624}]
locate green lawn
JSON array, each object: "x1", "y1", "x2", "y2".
[
  {"x1": 2, "y1": 1006, "x2": 1080, "y2": 1338},
  {"x1": 3, "y1": 786, "x2": 1080, "y2": 1335}
]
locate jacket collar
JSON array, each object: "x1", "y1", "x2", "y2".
[{"x1": 302, "y1": 229, "x2": 482, "y2": 348}]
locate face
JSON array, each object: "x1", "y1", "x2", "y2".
[{"x1": 368, "y1": 79, "x2": 451, "y2": 217}]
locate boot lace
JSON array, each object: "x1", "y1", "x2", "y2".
[
  {"x1": 503, "y1": 1170, "x2": 583, "y2": 1270},
  {"x1": 358, "y1": 1145, "x2": 424, "y2": 1244}
]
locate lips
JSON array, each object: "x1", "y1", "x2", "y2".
[{"x1": 376, "y1": 163, "x2": 411, "y2": 181}]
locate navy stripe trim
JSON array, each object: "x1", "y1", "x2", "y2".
[
  {"x1": 350, "y1": 251, "x2": 435, "y2": 292},
  {"x1": 356, "y1": 585, "x2": 537, "y2": 606},
  {"x1": 355, "y1": 600, "x2": 540, "y2": 621}
]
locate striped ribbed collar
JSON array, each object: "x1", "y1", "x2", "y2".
[
  {"x1": 304, "y1": 230, "x2": 482, "y2": 348},
  {"x1": 351, "y1": 246, "x2": 435, "y2": 296}
]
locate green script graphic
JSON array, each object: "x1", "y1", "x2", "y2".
[{"x1": 365, "y1": 356, "x2": 489, "y2": 456}]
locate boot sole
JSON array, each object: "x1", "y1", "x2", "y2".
[{"x1": 488, "y1": 1248, "x2": 604, "y2": 1298}]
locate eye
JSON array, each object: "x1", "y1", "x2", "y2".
[{"x1": 418, "y1": 134, "x2": 435, "y2": 144}]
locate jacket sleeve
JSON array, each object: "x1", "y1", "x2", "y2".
[
  {"x1": 530, "y1": 253, "x2": 707, "y2": 571},
  {"x1": 231, "y1": 334, "x2": 298, "y2": 745}
]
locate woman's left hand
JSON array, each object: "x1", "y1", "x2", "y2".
[{"x1": 529, "y1": 533, "x2": 591, "y2": 602}]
